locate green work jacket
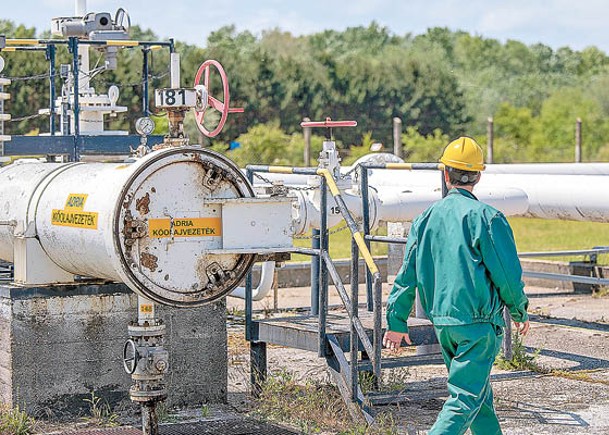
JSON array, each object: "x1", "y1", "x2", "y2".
[{"x1": 386, "y1": 187, "x2": 529, "y2": 333}]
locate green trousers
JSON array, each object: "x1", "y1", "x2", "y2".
[{"x1": 428, "y1": 322, "x2": 503, "y2": 435}]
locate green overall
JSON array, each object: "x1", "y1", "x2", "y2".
[{"x1": 386, "y1": 188, "x2": 529, "y2": 435}]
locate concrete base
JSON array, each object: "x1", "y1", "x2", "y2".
[{"x1": 0, "y1": 282, "x2": 227, "y2": 418}]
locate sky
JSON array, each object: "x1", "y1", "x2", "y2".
[{"x1": 5, "y1": 0, "x2": 609, "y2": 52}]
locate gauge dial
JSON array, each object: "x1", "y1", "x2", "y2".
[{"x1": 135, "y1": 117, "x2": 155, "y2": 136}]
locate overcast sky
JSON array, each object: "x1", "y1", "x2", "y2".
[{"x1": 7, "y1": 0, "x2": 609, "y2": 52}]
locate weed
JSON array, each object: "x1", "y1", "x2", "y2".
[
  {"x1": 82, "y1": 390, "x2": 119, "y2": 427},
  {"x1": 201, "y1": 404, "x2": 210, "y2": 418},
  {"x1": 254, "y1": 369, "x2": 398, "y2": 434},
  {"x1": 593, "y1": 287, "x2": 609, "y2": 298},
  {"x1": 0, "y1": 404, "x2": 35, "y2": 435},
  {"x1": 495, "y1": 331, "x2": 546, "y2": 373}
]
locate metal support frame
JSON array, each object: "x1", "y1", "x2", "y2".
[
  {"x1": 311, "y1": 229, "x2": 320, "y2": 315},
  {"x1": 68, "y1": 37, "x2": 80, "y2": 161},
  {"x1": 142, "y1": 48, "x2": 150, "y2": 116},
  {"x1": 319, "y1": 176, "x2": 329, "y2": 357},
  {"x1": 46, "y1": 44, "x2": 57, "y2": 135}
]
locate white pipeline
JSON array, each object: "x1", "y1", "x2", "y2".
[{"x1": 229, "y1": 261, "x2": 275, "y2": 300}]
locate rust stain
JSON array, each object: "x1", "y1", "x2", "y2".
[
  {"x1": 136, "y1": 192, "x2": 150, "y2": 215},
  {"x1": 140, "y1": 252, "x2": 158, "y2": 272}
]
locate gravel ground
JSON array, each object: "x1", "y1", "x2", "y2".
[{"x1": 226, "y1": 285, "x2": 609, "y2": 434}]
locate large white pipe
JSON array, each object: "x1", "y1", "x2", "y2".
[
  {"x1": 229, "y1": 261, "x2": 275, "y2": 300},
  {"x1": 486, "y1": 163, "x2": 609, "y2": 175}
]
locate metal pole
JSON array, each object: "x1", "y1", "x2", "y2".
[
  {"x1": 393, "y1": 117, "x2": 402, "y2": 159},
  {"x1": 311, "y1": 228, "x2": 320, "y2": 315},
  {"x1": 360, "y1": 166, "x2": 373, "y2": 311},
  {"x1": 502, "y1": 307, "x2": 513, "y2": 360},
  {"x1": 350, "y1": 238, "x2": 359, "y2": 401},
  {"x1": 318, "y1": 176, "x2": 329, "y2": 357},
  {"x1": 47, "y1": 44, "x2": 57, "y2": 135},
  {"x1": 142, "y1": 48, "x2": 150, "y2": 117},
  {"x1": 69, "y1": 37, "x2": 80, "y2": 161},
  {"x1": 245, "y1": 169, "x2": 254, "y2": 341},
  {"x1": 575, "y1": 117, "x2": 582, "y2": 163},
  {"x1": 487, "y1": 117, "x2": 494, "y2": 164},
  {"x1": 303, "y1": 117, "x2": 311, "y2": 166}
]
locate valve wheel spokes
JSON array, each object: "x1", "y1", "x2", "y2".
[{"x1": 193, "y1": 60, "x2": 243, "y2": 138}]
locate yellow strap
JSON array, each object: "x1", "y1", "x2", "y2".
[
  {"x1": 106, "y1": 40, "x2": 139, "y2": 47},
  {"x1": 6, "y1": 39, "x2": 40, "y2": 46},
  {"x1": 385, "y1": 163, "x2": 413, "y2": 170},
  {"x1": 316, "y1": 169, "x2": 341, "y2": 196},
  {"x1": 353, "y1": 232, "x2": 379, "y2": 275},
  {"x1": 267, "y1": 166, "x2": 294, "y2": 174}
]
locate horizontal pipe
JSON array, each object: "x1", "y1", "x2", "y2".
[{"x1": 523, "y1": 271, "x2": 609, "y2": 286}]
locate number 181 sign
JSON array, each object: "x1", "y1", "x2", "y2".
[{"x1": 155, "y1": 88, "x2": 197, "y2": 109}]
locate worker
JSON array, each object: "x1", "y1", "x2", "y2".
[{"x1": 383, "y1": 136, "x2": 530, "y2": 435}]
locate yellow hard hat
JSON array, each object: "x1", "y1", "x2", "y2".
[{"x1": 439, "y1": 136, "x2": 485, "y2": 172}]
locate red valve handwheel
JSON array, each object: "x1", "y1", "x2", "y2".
[{"x1": 193, "y1": 60, "x2": 244, "y2": 138}]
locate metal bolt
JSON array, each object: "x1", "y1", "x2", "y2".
[{"x1": 155, "y1": 360, "x2": 167, "y2": 372}]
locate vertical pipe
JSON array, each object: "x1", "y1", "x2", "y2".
[
  {"x1": 350, "y1": 238, "x2": 359, "y2": 401},
  {"x1": 47, "y1": 44, "x2": 57, "y2": 135},
  {"x1": 170, "y1": 53, "x2": 180, "y2": 88},
  {"x1": 70, "y1": 37, "x2": 81, "y2": 161},
  {"x1": 393, "y1": 117, "x2": 402, "y2": 159},
  {"x1": 441, "y1": 170, "x2": 448, "y2": 197},
  {"x1": 318, "y1": 176, "x2": 328, "y2": 357},
  {"x1": 303, "y1": 117, "x2": 311, "y2": 166},
  {"x1": 360, "y1": 166, "x2": 373, "y2": 311},
  {"x1": 311, "y1": 228, "x2": 320, "y2": 315},
  {"x1": 142, "y1": 48, "x2": 150, "y2": 116},
  {"x1": 575, "y1": 118, "x2": 582, "y2": 163},
  {"x1": 487, "y1": 117, "x2": 494, "y2": 164},
  {"x1": 245, "y1": 169, "x2": 254, "y2": 341},
  {"x1": 141, "y1": 403, "x2": 158, "y2": 435}
]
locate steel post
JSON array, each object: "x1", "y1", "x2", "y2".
[
  {"x1": 502, "y1": 307, "x2": 513, "y2": 360},
  {"x1": 311, "y1": 228, "x2": 320, "y2": 315},
  {"x1": 360, "y1": 166, "x2": 373, "y2": 311},
  {"x1": 319, "y1": 176, "x2": 329, "y2": 357},
  {"x1": 350, "y1": 238, "x2": 359, "y2": 400},
  {"x1": 250, "y1": 341, "x2": 267, "y2": 398},
  {"x1": 245, "y1": 168, "x2": 254, "y2": 341}
]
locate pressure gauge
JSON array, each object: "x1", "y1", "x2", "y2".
[{"x1": 135, "y1": 117, "x2": 155, "y2": 136}]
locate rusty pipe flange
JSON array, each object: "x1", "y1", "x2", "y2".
[{"x1": 114, "y1": 146, "x2": 256, "y2": 308}]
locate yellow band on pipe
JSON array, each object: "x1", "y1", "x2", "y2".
[
  {"x1": 106, "y1": 40, "x2": 139, "y2": 47},
  {"x1": 317, "y1": 169, "x2": 341, "y2": 196},
  {"x1": 353, "y1": 232, "x2": 379, "y2": 275},
  {"x1": 385, "y1": 163, "x2": 413, "y2": 170},
  {"x1": 1, "y1": 48, "x2": 16, "y2": 52},
  {"x1": 438, "y1": 163, "x2": 446, "y2": 171},
  {"x1": 267, "y1": 166, "x2": 294, "y2": 174},
  {"x1": 149, "y1": 45, "x2": 163, "y2": 50},
  {"x1": 6, "y1": 39, "x2": 41, "y2": 46}
]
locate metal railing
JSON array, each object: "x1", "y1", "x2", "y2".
[{"x1": 246, "y1": 164, "x2": 385, "y2": 399}]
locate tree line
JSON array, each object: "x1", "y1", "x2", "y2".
[{"x1": 2, "y1": 20, "x2": 609, "y2": 164}]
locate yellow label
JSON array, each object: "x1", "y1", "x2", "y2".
[
  {"x1": 148, "y1": 217, "x2": 222, "y2": 238},
  {"x1": 64, "y1": 193, "x2": 88, "y2": 210},
  {"x1": 51, "y1": 209, "x2": 99, "y2": 229},
  {"x1": 139, "y1": 304, "x2": 154, "y2": 314}
]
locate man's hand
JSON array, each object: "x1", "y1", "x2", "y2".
[
  {"x1": 514, "y1": 320, "x2": 530, "y2": 336},
  {"x1": 383, "y1": 330, "x2": 412, "y2": 352}
]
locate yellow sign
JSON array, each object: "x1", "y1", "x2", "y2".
[
  {"x1": 51, "y1": 209, "x2": 98, "y2": 229},
  {"x1": 139, "y1": 304, "x2": 154, "y2": 314},
  {"x1": 148, "y1": 217, "x2": 222, "y2": 238},
  {"x1": 51, "y1": 193, "x2": 98, "y2": 229},
  {"x1": 64, "y1": 193, "x2": 88, "y2": 210}
]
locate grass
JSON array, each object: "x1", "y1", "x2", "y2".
[
  {"x1": 291, "y1": 218, "x2": 609, "y2": 263},
  {"x1": 495, "y1": 331, "x2": 545, "y2": 373},
  {"x1": 254, "y1": 369, "x2": 399, "y2": 434},
  {"x1": 0, "y1": 404, "x2": 35, "y2": 435},
  {"x1": 82, "y1": 391, "x2": 119, "y2": 427}
]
